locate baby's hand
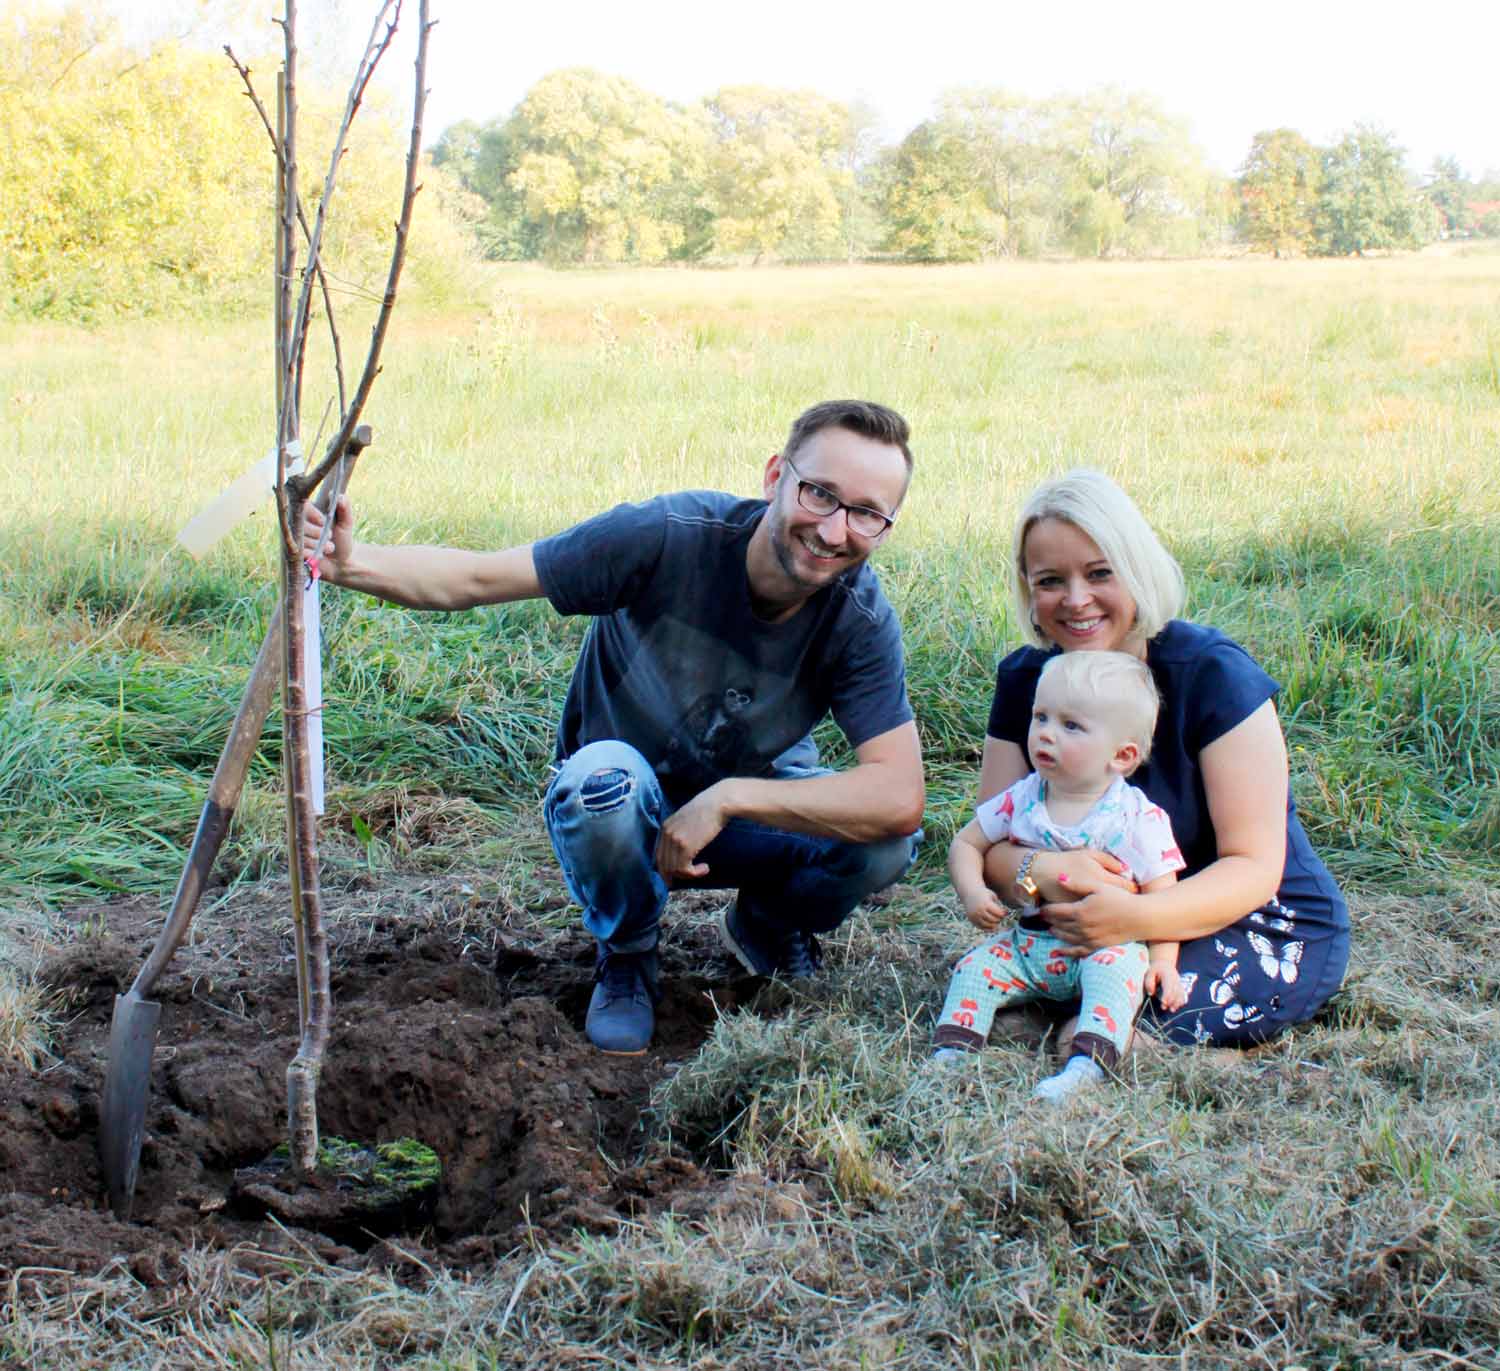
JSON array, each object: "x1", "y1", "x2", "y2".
[
  {"x1": 962, "y1": 890, "x2": 1008, "y2": 933},
  {"x1": 1145, "y1": 963, "x2": 1187, "y2": 1012}
]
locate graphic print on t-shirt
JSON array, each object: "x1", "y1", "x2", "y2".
[
  {"x1": 609, "y1": 616, "x2": 817, "y2": 797},
  {"x1": 666, "y1": 684, "x2": 756, "y2": 780}
]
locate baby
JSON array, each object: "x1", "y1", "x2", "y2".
[{"x1": 933, "y1": 650, "x2": 1187, "y2": 1100}]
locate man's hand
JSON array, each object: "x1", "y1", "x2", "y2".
[
  {"x1": 655, "y1": 784, "x2": 729, "y2": 884},
  {"x1": 301, "y1": 493, "x2": 355, "y2": 583},
  {"x1": 1145, "y1": 961, "x2": 1187, "y2": 1011},
  {"x1": 962, "y1": 887, "x2": 1008, "y2": 933}
]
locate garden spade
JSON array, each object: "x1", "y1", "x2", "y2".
[
  {"x1": 100, "y1": 429, "x2": 368, "y2": 1218},
  {"x1": 100, "y1": 617, "x2": 281, "y2": 1218}
]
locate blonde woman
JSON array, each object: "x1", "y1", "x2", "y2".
[{"x1": 979, "y1": 471, "x2": 1348, "y2": 1047}]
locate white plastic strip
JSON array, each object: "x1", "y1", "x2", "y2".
[
  {"x1": 176, "y1": 441, "x2": 305, "y2": 559},
  {"x1": 304, "y1": 575, "x2": 325, "y2": 816}
]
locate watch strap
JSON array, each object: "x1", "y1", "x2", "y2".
[{"x1": 1016, "y1": 850, "x2": 1041, "y2": 905}]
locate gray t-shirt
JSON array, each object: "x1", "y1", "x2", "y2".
[{"x1": 532, "y1": 491, "x2": 912, "y2": 804}]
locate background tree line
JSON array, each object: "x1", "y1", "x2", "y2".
[
  {"x1": 434, "y1": 71, "x2": 1499, "y2": 267},
  {"x1": 5, "y1": 5, "x2": 1499, "y2": 319},
  {"x1": 1237, "y1": 128, "x2": 1499, "y2": 257}
]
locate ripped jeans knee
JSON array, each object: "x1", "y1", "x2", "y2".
[
  {"x1": 543, "y1": 740, "x2": 667, "y2": 948},
  {"x1": 578, "y1": 766, "x2": 635, "y2": 814}
]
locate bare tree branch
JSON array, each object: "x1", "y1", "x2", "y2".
[
  {"x1": 46, "y1": 40, "x2": 99, "y2": 94},
  {"x1": 274, "y1": 4, "x2": 300, "y2": 540},
  {"x1": 302, "y1": 0, "x2": 431, "y2": 493},
  {"x1": 225, "y1": 46, "x2": 347, "y2": 414},
  {"x1": 286, "y1": 1, "x2": 402, "y2": 427},
  {"x1": 268, "y1": 0, "x2": 429, "y2": 1179}
]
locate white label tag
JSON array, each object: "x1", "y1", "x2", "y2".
[
  {"x1": 176, "y1": 441, "x2": 305, "y2": 559},
  {"x1": 304, "y1": 575, "x2": 325, "y2": 817}
]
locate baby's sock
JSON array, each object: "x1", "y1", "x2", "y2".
[{"x1": 1032, "y1": 1053, "x2": 1105, "y2": 1103}]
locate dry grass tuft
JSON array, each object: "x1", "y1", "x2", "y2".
[{"x1": 0, "y1": 970, "x2": 62, "y2": 1069}]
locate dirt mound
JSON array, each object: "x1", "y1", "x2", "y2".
[{"x1": 0, "y1": 877, "x2": 765, "y2": 1287}]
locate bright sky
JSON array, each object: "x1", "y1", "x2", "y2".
[{"x1": 108, "y1": 0, "x2": 1498, "y2": 178}]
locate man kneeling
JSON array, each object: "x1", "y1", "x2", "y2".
[{"x1": 304, "y1": 400, "x2": 925, "y2": 1052}]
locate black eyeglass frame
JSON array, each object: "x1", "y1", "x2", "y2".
[{"x1": 780, "y1": 455, "x2": 897, "y2": 539}]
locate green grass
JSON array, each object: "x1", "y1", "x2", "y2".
[
  {"x1": 2, "y1": 255, "x2": 1496, "y2": 904},
  {"x1": 1, "y1": 254, "x2": 1498, "y2": 1367}
]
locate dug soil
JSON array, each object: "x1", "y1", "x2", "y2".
[{"x1": 0, "y1": 874, "x2": 777, "y2": 1288}]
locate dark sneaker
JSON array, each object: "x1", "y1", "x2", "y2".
[
  {"x1": 718, "y1": 900, "x2": 823, "y2": 982},
  {"x1": 586, "y1": 948, "x2": 658, "y2": 1055}
]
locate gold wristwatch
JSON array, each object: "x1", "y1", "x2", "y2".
[{"x1": 1016, "y1": 851, "x2": 1042, "y2": 907}]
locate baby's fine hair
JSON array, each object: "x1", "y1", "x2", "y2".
[{"x1": 1037, "y1": 651, "x2": 1161, "y2": 767}]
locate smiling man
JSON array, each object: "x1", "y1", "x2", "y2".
[{"x1": 304, "y1": 400, "x2": 924, "y2": 1053}]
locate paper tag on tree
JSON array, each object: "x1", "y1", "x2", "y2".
[
  {"x1": 304, "y1": 575, "x2": 325, "y2": 816},
  {"x1": 176, "y1": 441, "x2": 304, "y2": 559}
]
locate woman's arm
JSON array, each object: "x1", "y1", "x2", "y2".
[
  {"x1": 976, "y1": 736, "x2": 1136, "y2": 905},
  {"x1": 1041, "y1": 700, "x2": 1289, "y2": 953}
]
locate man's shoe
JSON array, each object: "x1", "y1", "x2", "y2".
[
  {"x1": 586, "y1": 948, "x2": 658, "y2": 1055},
  {"x1": 718, "y1": 900, "x2": 823, "y2": 982}
]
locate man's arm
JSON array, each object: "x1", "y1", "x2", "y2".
[
  {"x1": 303, "y1": 495, "x2": 544, "y2": 610},
  {"x1": 653, "y1": 721, "x2": 925, "y2": 883}
]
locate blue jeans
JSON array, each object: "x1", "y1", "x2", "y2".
[{"x1": 543, "y1": 739, "x2": 919, "y2": 954}]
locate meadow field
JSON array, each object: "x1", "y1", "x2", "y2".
[{"x1": 1, "y1": 253, "x2": 1498, "y2": 1367}]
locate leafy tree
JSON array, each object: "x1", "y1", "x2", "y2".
[
  {"x1": 879, "y1": 120, "x2": 998, "y2": 261},
  {"x1": 831, "y1": 97, "x2": 886, "y2": 261},
  {"x1": 933, "y1": 88, "x2": 1052, "y2": 257},
  {"x1": 499, "y1": 69, "x2": 709, "y2": 264},
  {"x1": 1313, "y1": 125, "x2": 1436, "y2": 256},
  {"x1": 1470, "y1": 170, "x2": 1500, "y2": 237},
  {"x1": 1068, "y1": 185, "x2": 1129, "y2": 259},
  {"x1": 1238, "y1": 128, "x2": 1323, "y2": 256},
  {"x1": 0, "y1": 4, "x2": 475, "y2": 318},
  {"x1": 1424, "y1": 155, "x2": 1473, "y2": 236},
  {"x1": 1, "y1": 8, "x2": 267, "y2": 315},
  {"x1": 1047, "y1": 88, "x2": 1215, "y2": 257},
  {"x1": 703, "y1": 85, "x2": 848, "y2": 261},
  {"x1": 430, "y1": 118, "x2": 483, "y2": 188},
  {"x1": 438, "y1": 117, "x2": 541, "y2": 260}
]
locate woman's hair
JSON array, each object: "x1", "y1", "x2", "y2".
[
  {"x1": 1036, "y1": 650, "x2": 1161, "y2": 768},
  {"x1": 1012, "y1": 469, "x2": 1186, "y2": 647}
]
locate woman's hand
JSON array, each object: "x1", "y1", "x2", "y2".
[
  {"x1": 1040, "y1": 883, "x2": 1150, "y2": 957},
  {"x1": 1030, "y1": 849, "x2": 1139, "y2": 903},
  {"x1": 981, "y1": 842, "x2": 1137, "y2": 907}
]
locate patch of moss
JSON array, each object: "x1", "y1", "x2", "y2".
[
  {"x1": 266, "y1": 1135, "x2": 440, "y2": 1198},
  {"x1": 370, "y1": 1137, "x2": 441, "y2": 1191}
]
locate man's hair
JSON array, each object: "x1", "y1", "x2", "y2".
[
  {"x1": 1012, "y1": 469, "x2": 1185, "y2": 648},
  {"x1": 784, "y1": 400, "x2": 913, "y2": 476},
  {"x1": 1036, "y1": 650, "x2": 1161, "y2": 768}
]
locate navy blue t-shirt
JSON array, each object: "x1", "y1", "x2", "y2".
[
  {"x1": 533, "y1": 491, "x2": 912, "y2": 806},
  {"x1": 987, "y1": 620, "x2": 1349, "y2": 1045}
]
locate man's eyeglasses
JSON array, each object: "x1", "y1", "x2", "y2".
[{"x1": 781, "y1": 456, "x2": 895, "y2": 538}]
